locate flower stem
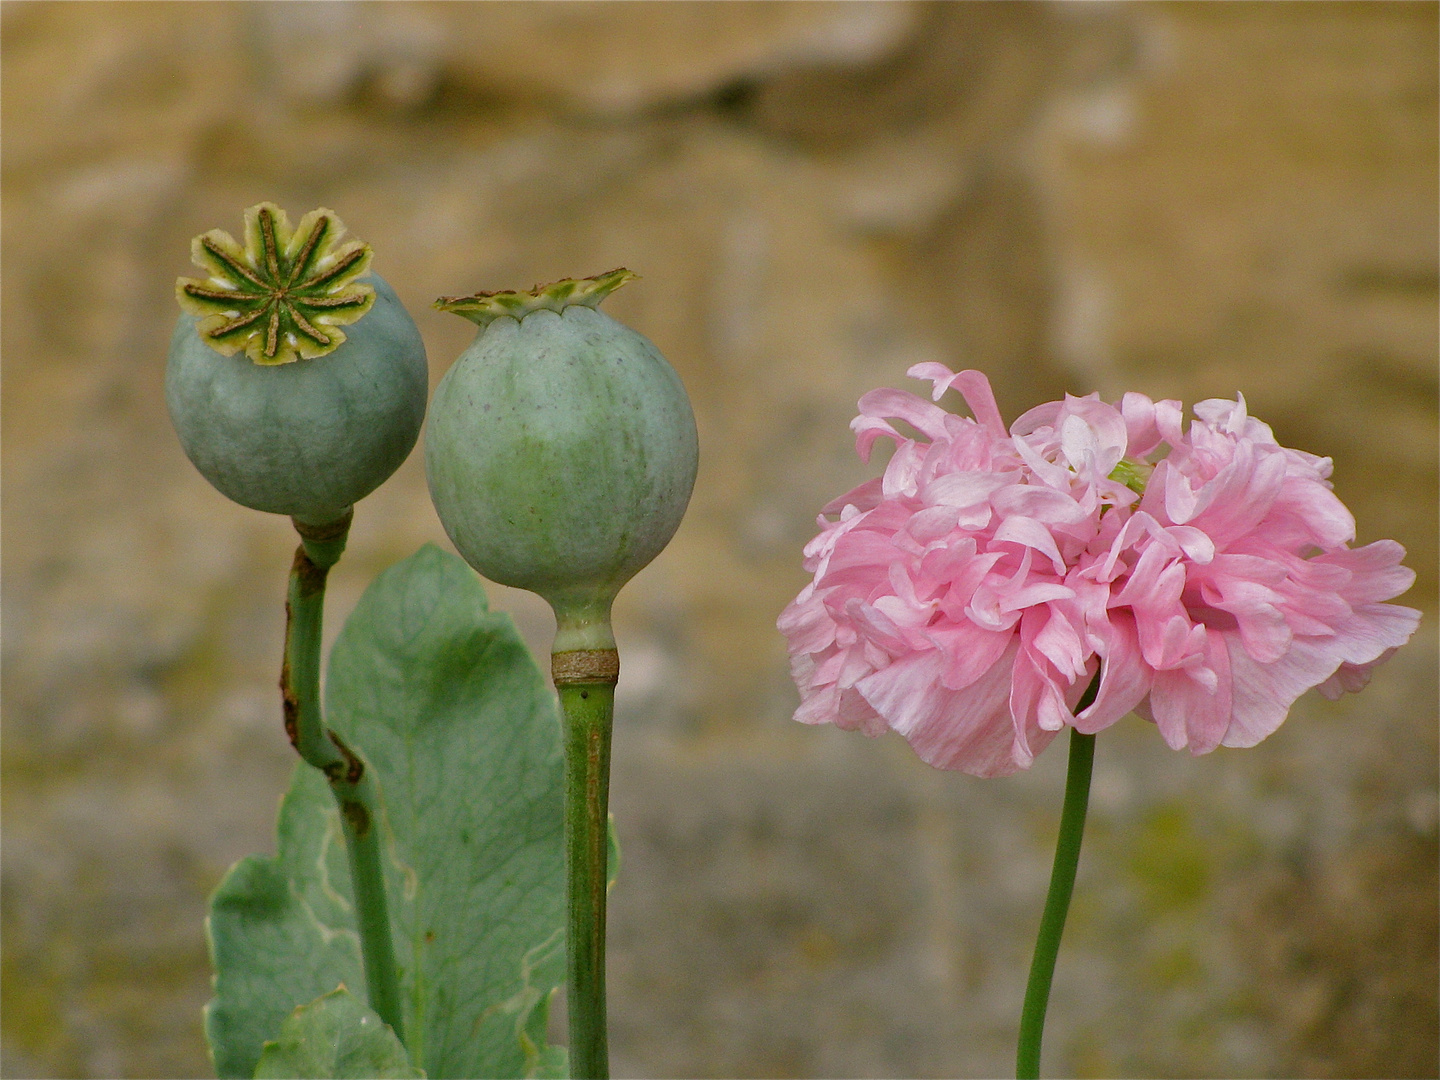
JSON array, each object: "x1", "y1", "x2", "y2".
[
  {"x1": 556, "y1": 668, "x2": 615, "y2": 1080},
  {"x1": 282, "y1": 512, "x2": 405, "y2": 1044},
  {"x1": 1016, "y1": 684, "x2": 1100, "y2": 1079}
]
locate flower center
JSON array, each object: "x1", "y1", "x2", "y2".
[{"x1": 1108, "y1": 458, "x2": 1150, "y2": 496}]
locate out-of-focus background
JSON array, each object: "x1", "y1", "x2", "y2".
[{"x1": 2, "y1": 3, "x2": 1436, "y2": 1077}]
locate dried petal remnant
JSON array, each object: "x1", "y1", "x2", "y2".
[{"x1": 176, "y1": 202, "x2": 375, "y2": 365}]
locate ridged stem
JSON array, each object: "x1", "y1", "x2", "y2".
[
  {"x1": 550, "y1": 602, "x2": 618, "y2": 1080},
  {"x1": 282, "y1": 511, "x2": 404, "y2": 1045},
  {"x1": 557, "y1": 680, "x2": 613, "y2": 1080},
  {"x1": 1015, "y1": 677, "x2": 1101, "y2": 1080}
]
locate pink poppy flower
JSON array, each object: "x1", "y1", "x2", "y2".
[
  {"x1": 778, "y1": 366, "x2": 1420, "y2": 774},
  {"x1": 1080, "y1": 392, "x2": 1421, "y2": 753}
]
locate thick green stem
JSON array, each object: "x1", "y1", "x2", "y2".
[
  {"x1": 334, "y1": 765, "x2": 405, "y2": 1045},
  {"x1": 1016, "y1": 689, "x2": 1100, "y2": 1080},
  {"x1": 281, "y1": 512, "x2": 404, "y2": 1045},
  {"x1": 557, "y1": 678, "x2": 614, "y2": 1080}
]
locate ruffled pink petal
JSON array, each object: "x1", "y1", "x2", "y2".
[
  {"x1": 882, "y1": 439, "x2": 928, "y2": 499},
  {"x1": 1266, "y1": 475, "x2": 1355, "y2": 549},
  {"x1": 1075, "y1": 613, "x2": 1152, "y2": 733},
  {"x1": 1328, "y1": 602, "x2": 1423, "y2": 666},
  {"x1": 858, "y1": 387, "x2": 955, "y2": 442},
  {"x1": 1221, "y1": 633, "x2": 1343, "y2": 748},
  {"x1": 922, "y1": 469, "x2": 1014, "y2": 512},
  {"x1": 1121, "y1": 393, "x2": 1160, "y2": 456},
  {"x1": 866, "y1": 641, "x2": 1047, "y2": 776},
  {"x1": 1316, "y1": 646, "x2": 1402, "y2": 700},
  {"x1": 820, "y1": 476, "x2": 885, "y2": 515},
  {"x1": 1058, "y1": 398, "x2": 1128, "y2": 476},
  {"x1": 852, "y1": 415, "x2": 906, "y2": 462},
  {"x1": 1186, "y1": 442, "x2": 1288, "y2": 546},
  {"x1": 907, "y1": 364, "x2": 1009, "y2": 441},
  {"x1": 776, "y1": 589, "x2": 836, "y2": 655},
  {"x1": 1149, "y1": 630, "x2": 1232, "y2": 753},
  {"x1": 992, "y1": 484, "x2": 1090, "y2": 526},
  {"x1": 992, "y1": 515, "x2": 1068, "y2": 576},
  {"x1": 923, "y1": 620, "x2": 1014, "y2": 690},
  {"x1": 1314, "y1": 539, "x2": 1417, "y2": 605},
  {"x1": 783, "y1": 365, "x2": 1419, "y2": 773}
]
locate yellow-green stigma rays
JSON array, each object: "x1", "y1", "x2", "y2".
[{"x1": 177, "y1": 203, "x2": 375, "y2": 366}]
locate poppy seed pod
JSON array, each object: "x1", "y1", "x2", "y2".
[
  {"x1": 166, "y1": 203, "x2": 428, "y2": 526},
  {"x1": 425, "y1": 270, "x2": 698, "y2": 649}
]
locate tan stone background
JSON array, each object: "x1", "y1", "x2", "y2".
[{"x1": 2, "y1": 2, "x2": 1436, "y2": 1077}]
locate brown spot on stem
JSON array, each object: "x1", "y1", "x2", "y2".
[
  {"x1": 279, "y1": 641, "x2": 301, "y2": 751},
  {"x1": 340, "y1": 799, "x2": 371, "y2": 838},
  {"x1": 292, "y1": 545, "x2": 330, "y2": 599},
  {"x1": 326, "y1": 730, "x2": 365, "y2": 786}
]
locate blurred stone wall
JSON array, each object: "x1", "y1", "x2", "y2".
[{"x1": 2, "y1": 2, "x2": 1435, "y2": 1078}]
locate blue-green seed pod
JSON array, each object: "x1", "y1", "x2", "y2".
[
  {"x1": 166, "y1": 204, "x2": 427, "y2": 525},
  {"x1": 425, "y1": 270, "x2": 698, "y2": 651}
]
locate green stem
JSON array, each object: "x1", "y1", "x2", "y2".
[
  {"x1": 282, "y1": 512, "x2": 405, "y2": 1045},
  {"x1": 1016, "y1": 680, "x2": 1101, "y2": 1080},
  {"x1": 557, "y1": 678, "x2": 614, "y2": 1080}
]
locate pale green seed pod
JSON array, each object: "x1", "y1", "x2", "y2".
[
  {"x1": 166, "y1": 204, "x2": 428, "y2": 526},
  {"x1": 425, "y1": 270, "x2": 698, "y2": 651}
]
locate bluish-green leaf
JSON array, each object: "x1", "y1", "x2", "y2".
[
  {"x1": 253, "y1": 987, "x2": 422, "y2": 1079},
  {"x1": 205, "y1": 769, "x2": 366, "y2": 1079},
  {"x1": 205, "y1": 545, "x2": 567, "y2": 1079}
]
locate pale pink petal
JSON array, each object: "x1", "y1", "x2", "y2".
[
  {"x1": 867, "y1": 642, "x2": 1039, "y2": 776},
  {"x1": 1328, "y1": 603, "x2": 1423, "y2": 666},
  {"x1": 1075, "y1": 614, "x2": 1152, "y2": 733},
  {"x1": 923, "y1": 621, "x2": 1013, "y2": 690},
  {"x1": 881, "y1": 439, "x2": 928, "y2": 498},
  {"x1": 1031, "y1": 605, "x2": 1089, "y2": 682},
  {"x1": 922, "y1": 470, "x2": 1013, "y2": 511},
  {"x1": 1187, "y1": 443, "x2": 1288, "y2": 547},
  {"x1": 1267, "y1": 475, "x2": 1355, "y2": 549},
  {"x1": 1058, "y1": 398, "x2": 1128, "y2": 476},
  {"x1": 852, "y1": 415, "x2": 905, "y2": 462},
  {"x1": 821, "y1": 476, "x2": 885, "y2": 515},
  {"x1": 1149, "y1": 631, "x2": 1232, "y2": 753},
  {"x1": 1315, "y1": 539, "x2": 1416, "y2": 605},
  {"x1": 992, "y1": 484, "x2": 1090, "y2": 526},
  {"x1": 858, "y1": 387, "x2": 954, "y2": 442},
  {"x1": 907, "y1": 505, "x2": 965, "y2": 543},
  {"x1": 1121, "y1": 392, "x2": 1161, "y2": 456},
  {"x1": 776, "y1": 590, "x2": 836, "y2": 655},
  {"x1": 1221, "y1": 633, "x2": 1343, "y2": 748},
  {"x1": 1009, "y1": 400, "x2": 1063, "y2": 437},
  {"x1": 1316, "y1": 647, "x2": 1400, "y2": 700},
  {"x1": 992, "y1": 515, "x2": 1068, "y2": 576},
  {"x1": 905, "y1": 365, "x2": 1009, "y2": 441}
]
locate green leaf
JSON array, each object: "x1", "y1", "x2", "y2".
[
  {"x1": 206, "y1": 545, "x2": 568, "y2": 1079},
  {"x1": 253, "y1": 987, "x2": 422, "y2": 1079}
]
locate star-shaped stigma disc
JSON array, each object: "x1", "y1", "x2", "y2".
[{"x1": 177, "y1": 203, "x2": 375, "y2": 365}]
